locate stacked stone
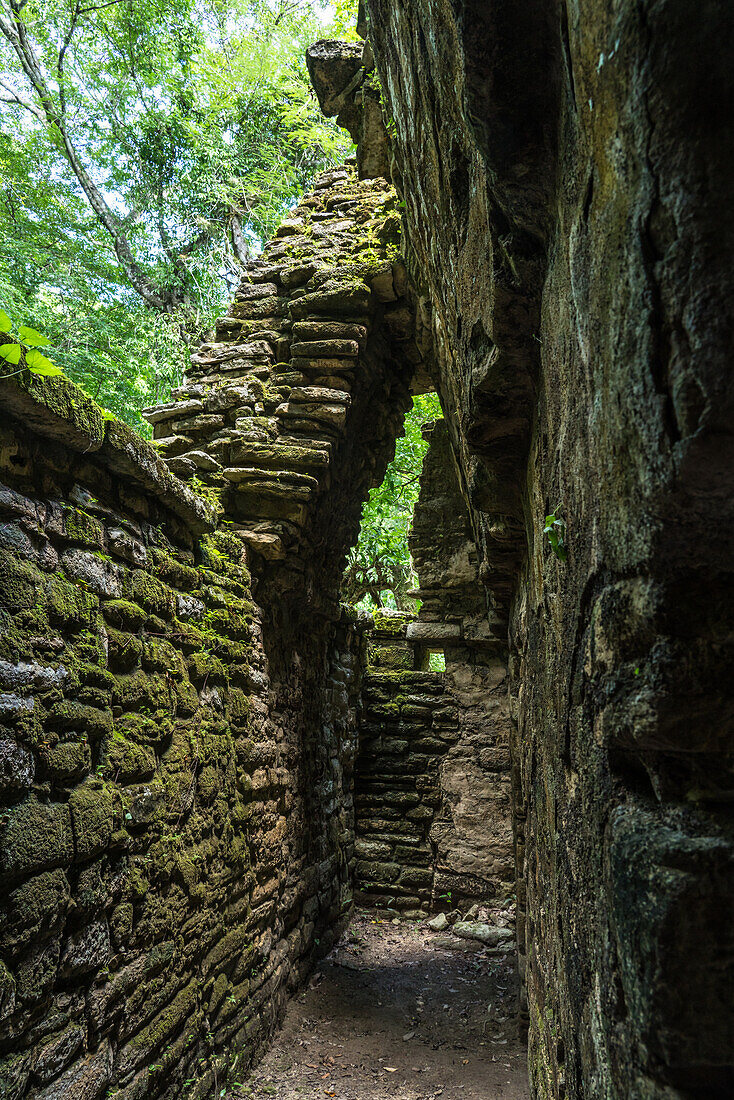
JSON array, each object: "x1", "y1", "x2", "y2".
[
  {"x1": 0, "y1": 372, "x2": 355, "y2": 1099},
  {"x1": 408, "y1": 420, "x2": 516, "y2": 908},
  {"x1": 408, "y1": 419, "x2": 505, "y2": 653},
  {"x1": 353, "y1": 612, "x2": 458, "y2": 914},
  {"x1": 144, "y1": 164, "x2": 419, "y2": 608}
]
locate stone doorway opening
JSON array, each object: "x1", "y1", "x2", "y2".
[{"x1": 293, "y1": 410, "x2": 528, "y2": 1100}]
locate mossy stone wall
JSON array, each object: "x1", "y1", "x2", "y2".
[{"x1": 0, "y1": 397, "x2": 357, "y2": 1099}]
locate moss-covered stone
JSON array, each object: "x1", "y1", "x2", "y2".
[
  {"x1": 38, "y1": 738, "x2": 91, "y2": 784},
  {"x1": 130, "y1": 571, "x2": 177, "y2": 619},
  {"x1": 103, "y1": 599, "x2": 146, "y2": 631},
  {"x1": 69, "y1": 780, "x2": 116, "y2": 861},
  {"x1": 47, "y1": 699, "x2": 113, "y2": 740},
  {"x1": 142, "y1": 637, "x2": 186, "y2": 679},
  {"x1": 0, "y1": 868, "x2": 70, "y2": 950},
  {"x1": 187, "y1": 650, "x2": 227, "y2": 685},
  {"x1": 62, "y1": 506, "x2": 105, "y2": 548},
  {"x1": 149, "y1": 548, "x2": 199, "y2": 591},
  {"x1": 101, "y1": 730, "x2": 156, "y2": 783},
  {"x1": 0, "y1": 797, "x2": 74, "y2": 885},
  {"x1": 116, "y1": 712, "x2": 172, "y2": 749},
  {"x1": 372, "y1": 609, "x2": 412, "y2": 635},
  {"x1": 111, "y1": 670, "x2": 171, "y2": 713},
  {"x1": 0, "y1": 551, "x2": 45, "y2": 614},
  {"x1": 107, "y1": 627, "x2": 143, "y2": 670}
]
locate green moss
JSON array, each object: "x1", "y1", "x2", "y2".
[
  {"x1": 0, "y1": 1050, "x2": 32, "y2": 1099},
  {"x1": 116, "y1": 712, "x2": 172, "y2": 748},
  {"x1": 24, "y1": 371, "x2": 106, "y2": 446},
  {"x1": 0, "y1": 551, "x2": 45, "y2": 614},
  {"x1": 103, "y1": 599, "x2": 146, "y2": 631},
  {"x1": 150, "y1": 548, "x2": 199, "y2": 591},
  {"x1": 130, "y1": 571, "x2": 176, "y2": 619},
  {"x1": 69, "y1": 780, "x2": 116, "y2": 860},
  {"x1": 111, "y1": 670, "x2": 170, "y2": 713},
  {"x1": 47, "y1": 699, "x2": 113, "y2": 740},
  {"x1": 197, "y1": 765, "x2": 219, "y2": 803},
  {"x1": 1, "y1": 868, "x2": 70, "y2": 949},
  {"x1": 169, "y1": 620, "x2": 208, "y2": 652},
  {"x1": 187, "y1": 650, "x2": 227, "y2": 685},
  {"x1": 372, "y1": 609, "x2": 411, "y2": 635},
  {"x1": 47, "y1": 571, "x2": 99, "y2": 629},
  {"x1": 205, "y1": 608, "x2": 251, "y2": 640},
  {"x1": 142, "y1": 637, "x2": 186, "y2": 679},
  {"x1": 63, "y1": 506, "x2": 104, "y2": 547},
  {"x1": 107, "y1": 628, "x2": 143, "y2": 670},
  {"x1": 0, "y1": 796, "x2": 74, "y2": 883},
  {"x1": 174, "y1": 678, "x2": 199, "y2": 716},
  {"x1": 368, "y1": 641, "x2": 414, "y2": 670},
  {"x1": 128, "y1": 979, "x2": 198, "y2": 1056},
  {"x1": 101, "y1": 730, "x2": 156, "y2": 782},
  {"x1": 39, "y1": 738, "x2": 91, "y2": 783}
]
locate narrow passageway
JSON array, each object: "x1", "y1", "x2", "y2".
[{"x1": 234, "y1": 911, "x2": 529, "y2": 1099}]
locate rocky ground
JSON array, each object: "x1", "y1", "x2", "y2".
[{"x1": 228, "y1": 908, "x2": 529, "y2": 1099}]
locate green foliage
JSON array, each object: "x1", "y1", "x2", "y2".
[
  {"x1": 543, "y1": 507, "x2": 567, "y2": 562},
  {"x1": 0, "y1": 313, "x2": 63, "y2": 376},
  {"x1": 343, "y1": 393, "x2": 442, "y2": 611},
  {"x1": 0, "y1": 0, "x2": 357, "y2": 431}
]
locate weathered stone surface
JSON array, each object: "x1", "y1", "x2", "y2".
[
  {"x1": 366, "y1": 1, "x2": 734, "y2": 1095},
  {"x1": 2, "y1": 6, "x2": 729, "y2": 1095},
  {"x1": 452, "y1": 921, "x2": 513, "y2": 948}
]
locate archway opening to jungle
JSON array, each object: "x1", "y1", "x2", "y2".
[{"x1": 341, "y1": 391, "x2": 442, "y2": 613}]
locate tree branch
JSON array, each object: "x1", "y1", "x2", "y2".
[{"x1": 0, "y1": 0, "x2": 173, "y2": 311}]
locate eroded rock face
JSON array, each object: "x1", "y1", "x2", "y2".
[{"x1": 365, "y1": 0, "x2": 734, "y2": 1096}]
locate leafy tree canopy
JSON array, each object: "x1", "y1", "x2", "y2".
[
  {"x1": 0, "y1": 0, "x2": 434, "y2": 610},
  {"x1": 343, "y1": 392, "x2": 442, "y2": 612},
  {"x1": 0, "y1": 0, "x2": 356, "y2": 428}
]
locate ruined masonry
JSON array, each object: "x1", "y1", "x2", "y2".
[
  {"x1": 1, "y1": 3, "x2": 734, "y2": 1100},
  {"x1": 0, "y1": 150, "x2": 514, "y2": 1097}
]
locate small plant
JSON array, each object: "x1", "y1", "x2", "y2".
[
  {"x1": 0, "y1": 310, "x2": 62, "y2": 377},
  {"x1": 0, "y1": 308, "x2": 118, "y2": 419},
  {"x1": 543, "y1": 506, "x2": 567, "y2": 562}
]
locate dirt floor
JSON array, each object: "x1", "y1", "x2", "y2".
[{"x1": 229, "y1": 910, "x2": 529, "y2": 1099}]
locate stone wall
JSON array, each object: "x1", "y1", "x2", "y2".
[
  {"x1": 0, "y1": 151, "x2": 441, "y2": 1098},
  {"x1": 144, "y1": 163, "x2": 422, "y2": 620},
  {"x1": 365, "y1": 1, "x2": 734, "y2": 1096},
  {"x1": 0, "y1": 371, "x2": 356, "y2": 1098},
  {"x1": 354, "y1": 613, "x2": 455, "y2": 913},
  {"x1": 354, "y1": 598, "x2": 514, "y2": 914},
  {"x1": 409, "y1": 420, "x2": 514, "y2": 910}
]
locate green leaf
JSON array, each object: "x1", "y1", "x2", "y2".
[
  {"x1": 25, "y1": 349, "x2": 64, "y2": 376},
  {"x1": 0, "y1": 310, "x2": 12, "y2": 334},
  {"x1": 0, "y1": 342, "x2": 22, "y2": 365},
  {"x1": 99, "y1": 407, "x2": 117, "y2": 421},
  {"x1": 18, "y1": 325, "x2": 51, "y2": 347}
]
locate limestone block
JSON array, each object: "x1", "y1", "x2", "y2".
[
  {"x1": 59, "y1": 920, "x2": 111, "y2": 978},
  {"x1": 406, "y1": 622, "x2": 462, "y2": 643},
  {"x1": 0, "y1": 736, "x2": 34, "y2": 795},
  {"x1": 60, "y1": 548, "x2": 124, "y2": 599},
  {"x1": 236, "y1": 282, "x2": 278, "y2": 300},
  {"x1": 290, "y1": 339, "x2": 360, "y2": 357},
  {"x1": 143, "y1": 399, "x2": 203, "y2": 425},
  {"x1": 291, "y1": 320, "x2": 367, "y2": 343},
  {"x1": 275, "y1": 401, "x2": 348, "y2": 430},
  {"x1": 452, "y1": 921, "x2": 514, "y2": 948}
]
